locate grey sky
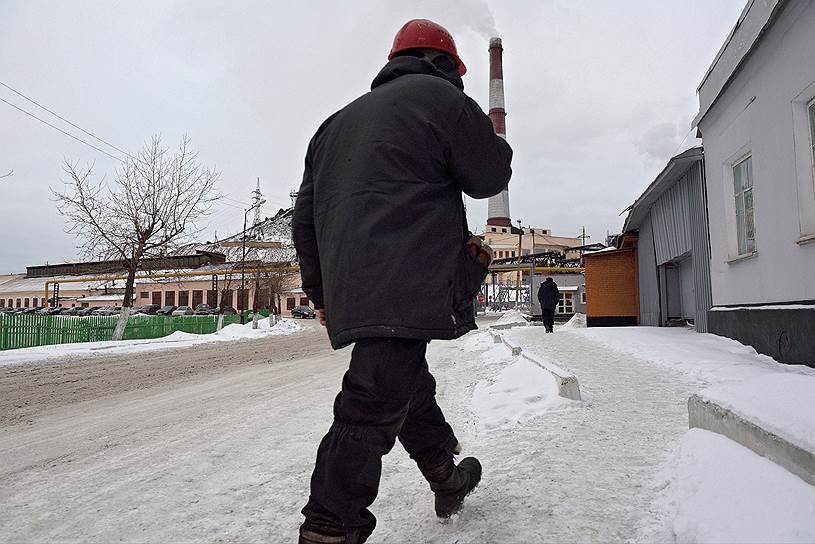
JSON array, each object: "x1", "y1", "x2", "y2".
[{"x1": 0, "y1": 0, "x2": 745, "y2": 273}]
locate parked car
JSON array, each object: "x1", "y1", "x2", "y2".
[
  {"x1": 171, "y1": 306, "x2": 193, "y2": 316},
  {"x1": 62, "y1": 307, "x2": 82, "y2": 316},
  {"x1": 139, "y1": 304, "x2": 161, "y2": 315},
  {"x1": 76, "y1": 306, "x2": 100, "y2": 316},
  {"x1": 156, "y1": 305, "x2": 177, "y2": 316},
  {"x1": 92, "y1": 306, "x2": 121, "y2": 316},
  {"x1": 291, "y1": 305, "x2": 316, "y2": 319},
  {"x1": 219, "y1": 305, "x2": 237, "y2": 315},
  {"x1": 194, "y1": 304, "x2": 213, "y2": 315},
  {"x1": 22, "y1": 307, "x2": 42, "y2": 314}
]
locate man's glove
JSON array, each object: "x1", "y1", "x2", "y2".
[{"x1": 466, "y1": 235, "x2": 493, "y2": 267}]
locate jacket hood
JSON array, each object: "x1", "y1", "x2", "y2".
[{"x1": 371, "y1": 56, "x2": 464, "y2": 92}]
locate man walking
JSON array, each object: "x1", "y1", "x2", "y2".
[
  {"x1": 292, "y1": 19, "x2": 512, "y2": 544},
  {"x1": 537, "y1": 277, "x2": 560, "y2": 333}
]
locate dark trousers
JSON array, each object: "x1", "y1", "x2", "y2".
[
  {"x1": 301, "y1": 337, "x2": 458, "y2": 539},
  {"x1": 542, "y1": 308, "x2": 555, "y2": 331}
]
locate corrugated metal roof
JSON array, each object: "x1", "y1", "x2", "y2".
[{"x1": 623, "y1": 147, "x2": 704, "y2": 233}]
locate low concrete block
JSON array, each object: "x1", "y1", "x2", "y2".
[
  {"x1": 689, "y1": 394, "x2": 815, "y2": 486},
  {"x1": 489, "y1": 331, "x2": 582, "y2": 401}
]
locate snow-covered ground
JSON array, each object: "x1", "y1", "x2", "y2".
[
  {"x1": 0, "y1": 317, "x2": 302, "y2": 367},
  {"x1": 1, "y1": 317, "x2": 813, "y2": 542}
]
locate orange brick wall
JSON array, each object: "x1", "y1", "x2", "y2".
[{"x1": 584, "y1": 249, "x2": 639, "y2": 320}]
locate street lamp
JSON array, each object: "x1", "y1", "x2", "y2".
[
  {"x1": 516, "y1": 219, "x2": 523, "y2": 308},
  {"x1": 240, "y1": 198, "x2": 266, "y2": 324}
]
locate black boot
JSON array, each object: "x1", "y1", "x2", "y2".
[
  {"x1": 299, "y1": 527, "x2": 365, "y2": 544},
  {"x1": 424, "y1": 457, "x2": 482, "y2": 518}
]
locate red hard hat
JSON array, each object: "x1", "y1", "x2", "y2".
[{"x1": 388, "y1": 19, "x2": 467, "y2": 76}]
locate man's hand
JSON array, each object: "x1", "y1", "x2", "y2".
[
  {"x1": 467, "y1": 235, "x2": 493, "y2": 267},
  {"x1": 317, "y1": 309, "x2": 327, "y2": 327}
]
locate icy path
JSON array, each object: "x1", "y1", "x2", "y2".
[
  {"x1": 0, "y1": 321, "x2": 705, "y2": 543},
  {"x1": 373, "y1": 327, "x2": 702, "y2": 543}
]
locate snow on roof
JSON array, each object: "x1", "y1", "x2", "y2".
[
  {"x1": 584, "y1": 246, "x2": 621, "y2": 255},
  {"x1": 0, "y1": 274, "x2": 116, "y2": 293}
]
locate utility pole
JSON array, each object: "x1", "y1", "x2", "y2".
[
  {"x1": 578, "y1": 226, "x2": 591, "y2": 264},
  {"x1": 516, "y1": 219, "x2": 523, "y2": 309},
  {"x1": 240, "y1": 198, "x2": 266, "y2": 324}
]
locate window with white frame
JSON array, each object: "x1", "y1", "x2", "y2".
[
  {"x1": 580, "y1": 290, "x2": 586, "y2": 304},
  {"x1": 733, "y1": 155, "x2": 756, "y2": 255},
  {"x1": 557, "y1": 292, "x2": 574, "y2": 314},
  {"x1": 809, "y1": 99, "x2": 815, "y2": 181}
]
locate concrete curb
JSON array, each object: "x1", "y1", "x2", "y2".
[
  {"x1": 688, "y1": 394, "x2": 815, "y2": 486},
  {"x1": 488, "y1": 330, "x2": 582, "y2": 401},
  {"x1": 489, "y1": 321, "x2": 530, "y2": 331}
]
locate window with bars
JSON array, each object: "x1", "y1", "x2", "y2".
[
  {"x1": 733, "y1": 155, "x2": 756, "y2": 255},
  {"x1": 557, "y1": 292, "x2": 574, "y2": 314}
]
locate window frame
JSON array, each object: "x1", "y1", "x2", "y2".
[
  {"x1": 557, "y1": 292, "x2": 574, "y2": 314},
  {"x1": 731, "y1": 154, "x2": 756, "y2": 258},
  {"x1": 809, "y1": 98, "x2": 815, "y2": 193}
]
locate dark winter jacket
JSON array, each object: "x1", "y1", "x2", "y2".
[
  {"x1": 292, "y1": 56, "x2": 513, "y2": 349},
  {"x1": 538, "y1": 279, "x2": 560, "y2": 310}
]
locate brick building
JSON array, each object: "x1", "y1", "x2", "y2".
[{"x1": 583, "y1": 235, "x2": 639, "y2": 326}]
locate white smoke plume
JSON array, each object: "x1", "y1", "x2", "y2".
[{"x1": 416, "y1": 0, "x2": 499, "y2": 38}]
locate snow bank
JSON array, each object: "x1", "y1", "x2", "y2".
[
  {"x1": 0, "y1": 318, "x2": 303, "y2": 367},
  {"x1": 640, "y1": 429, "x2": 815, "y2": 543},
  {"x1": 566, "y1": 327, "x2": 815, "y2": 385},
  {"x1": 494, "y1": 309, "x2": 528, "y2": 325},
  {"x1": 699, "y1": 373, "x2": 815, "y2": 454},
  {"x1": 559, "y1": 312, "x2": 586, "y2": 329},
  {"x1": 472, "y1": 357, "x2": 567, "y2": 431}
]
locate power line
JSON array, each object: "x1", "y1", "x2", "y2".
[
  {"x1": 0, "y1": 96, "x2": 125, "y2": 163},
  {"x1": 0, "y1": 80, "x2": 137, "y2": 161}
]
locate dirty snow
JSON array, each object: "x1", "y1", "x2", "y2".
[
  {"x1": 2, "y1": 319, "x2": 814, "y2": 542},
  {"x1": 0, "y1": 317, "x2": 302, "y2": 367},
  {"x1": 638, "y1": 428, "x2": 815, "y2": 543},
  {"x1": 559, "y1": 312, "x2": 586, "y2": 329},
  {"x1": 493, "y1": 309, "x2": 528, "y2": 325}
]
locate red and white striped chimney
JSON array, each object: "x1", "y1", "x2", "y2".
[{"x1": 486, "y1": 36, "x2": 511, "y2": 228}]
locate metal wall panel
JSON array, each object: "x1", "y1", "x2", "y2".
[
  {"x1": 686, "y1": 161, "x2": 713, "y2": 332},
  {"x1": 651, "y1": 178, "x2": 692, "y2": 265},
  {"x1": 635, "y1": 159, "x2": 713, "y2": 332},
  {"x1": 637, "y1": 217, "x2": 661, "y2": 326}
]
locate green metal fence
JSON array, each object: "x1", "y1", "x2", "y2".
[{"x1": 0, "y1": 313, "x2": 244, "y2": 351}]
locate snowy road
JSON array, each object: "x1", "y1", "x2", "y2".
[{"x1": 0, "y1": 319, "x2": 740, "y2": 542}]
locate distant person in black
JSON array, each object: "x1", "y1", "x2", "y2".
[{"x1": 538, "y1": 277, "x2": 560, "y2": 333}]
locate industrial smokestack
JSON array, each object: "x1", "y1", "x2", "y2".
[{"x1": 486, "y1": 37, "x2": 511, "y2": 228}]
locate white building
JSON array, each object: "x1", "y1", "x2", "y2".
[{"x1": 693, "y1": 0, "x2": 815, "y2": 365}]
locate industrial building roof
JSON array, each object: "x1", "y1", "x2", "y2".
[{"x1": 622, "y1": 147, "x2": 704, "y2": 233}]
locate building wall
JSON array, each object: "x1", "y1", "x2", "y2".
[
  {"x1": 634, "y1": 161, "x2": 713, "y2": 331},
  {"x1": 698, "y1": 0, "x2": 815, "y2": 306},
  {"x1": 529, "y1": 273, "x2": 585, "y2": 317},
  {"x1": 637, "y1": 217, "x2": 661, "y2": 326},
  {"x1": 584, "y1": 249, "x2": 639, "y2": 326}
]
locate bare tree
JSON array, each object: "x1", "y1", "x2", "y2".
[
  {"x1": 54, "y1": 135, "x2": 218, "y2": 339},
  {"x1": 250, "y1": 264, "x2": 293, "y2": 327}
]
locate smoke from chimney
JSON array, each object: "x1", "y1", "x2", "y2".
[{"x1": 486, "y1": 36, "x2": 511, "y2": 228}]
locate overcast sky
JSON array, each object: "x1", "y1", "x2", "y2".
[{"x1": 0, "y1": 0, "x2": 746, "y2": 273}]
